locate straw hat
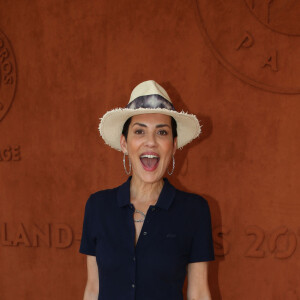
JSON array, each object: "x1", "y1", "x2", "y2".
[{"x1": 99, "y1": 80, "x2": 201, "y2": 151}]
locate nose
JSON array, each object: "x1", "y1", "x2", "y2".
[{"x1": 145, "y1": 131, "x2": 157, "y2": 147}]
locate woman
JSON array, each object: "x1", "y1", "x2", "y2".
[{"x1": 79, "y1": 80, "x2": 215, "y2": 300}]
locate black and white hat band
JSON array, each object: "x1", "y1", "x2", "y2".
[{"x1": 126, "y1": 94, "x2": 176, "y2": 111}]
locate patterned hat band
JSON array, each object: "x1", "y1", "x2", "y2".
[{"x1": 126, "y1": 94, "x2": 176, "y2": 111}]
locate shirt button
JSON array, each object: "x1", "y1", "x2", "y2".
[
  {"x1": 133, "y1": 256, "x2": 136, "y2": 261},
  {"x1": 132, "y1": 283, "x2": 135, "y2": 288},
  {"x1": 143, "y1": 231, "x2": 147, "y2": 235}
]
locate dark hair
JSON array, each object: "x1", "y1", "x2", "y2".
[{"x1": 122, "y1": 116, "x2": 177, "y2": 141}]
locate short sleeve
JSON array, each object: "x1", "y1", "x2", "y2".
[
  {"x1": 188, "y1": 197, "x2": 215, "y2": 263},
  {"x1": 79, "y1": 195, "x2": 96, "y2": 256}
]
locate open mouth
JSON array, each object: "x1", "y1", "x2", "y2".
[{"x1": 140, "y1": 154, "x2": 160, "y2": 171}]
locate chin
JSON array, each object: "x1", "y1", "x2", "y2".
[{"x1": 134, "y1": 169, "x2": 165, "y2": 184}]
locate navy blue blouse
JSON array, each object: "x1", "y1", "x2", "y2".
[{"x1": 79, "y1": 176, "x2": 215, "y2": 300}]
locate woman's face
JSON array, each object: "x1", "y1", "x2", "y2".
[{"x1": 120, "y1": 113, "x2": 177, "y2": 184}]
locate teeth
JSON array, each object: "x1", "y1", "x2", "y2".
[{"x1": 140, "y1": 154, "x2": 159, "y2": 159}]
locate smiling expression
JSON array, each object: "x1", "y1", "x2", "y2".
[{"x1": 120, "y1": 113, "x2": 177, "y2": 183}]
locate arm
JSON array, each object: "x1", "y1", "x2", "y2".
[
  {"x1": 187, "y1": 261, "x2": 211, "y2": 300},
  {"x1": 83, "y1": 255, "x2": 99, "y2": 300}
]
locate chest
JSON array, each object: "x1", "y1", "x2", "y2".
[
  {"x1": 95, "y1": 208, "x2": 191, "y2": 274},
  {"x1": 93, "y1": 200, "x2": 193, "y2": 261},
  {"x1": 132, "y1": 203, "x2": 153, "y2": 246}
]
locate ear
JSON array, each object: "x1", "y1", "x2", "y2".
[
  {"x1": 120, "y1": 134, "x2": 128, "y2": 154},
  {"x1": 172, "y1": 137, "x2": 177, "y2": 156}
]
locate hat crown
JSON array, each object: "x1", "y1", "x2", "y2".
[{"x1": 129, "y1": 80, "x2": 172, "y2": 104}]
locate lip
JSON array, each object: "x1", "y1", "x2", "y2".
[
  {"x1": 139, "y1": 151, "x2": 160, "y2": 171},
  {"x1": 140, "y1": 151, "x2": 160, "y2": 157}
]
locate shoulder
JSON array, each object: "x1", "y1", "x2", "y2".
[
  {"x1": 86, "y1": 185, "x2": 119, "y2": 208},
  {"x1": 173, "y1": 187, "x2": 211, "y2": 221},
  {"x1": 175, "y1": 187, "x2": 209, "y2": 209},
  {"x1": 91, "y1": 186, "x2": 118, "y2": 199},
  {"x1": 172, "y1": 188, "x2": 212, "y2": 234}
]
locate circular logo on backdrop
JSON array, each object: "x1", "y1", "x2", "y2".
[
  {"x1": 0, "y1": 29, "x2": 16, "y2": 122},
  {"x1": 244, "y1": 0, "x2": 300, "y2": 36},
  {"x1": 195, "y1": 0, "x2": 300, "y2": 94}
]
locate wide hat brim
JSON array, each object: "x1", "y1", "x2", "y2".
[{"x1": 99, "y1": 107, "x2": 202, "y2": 151}]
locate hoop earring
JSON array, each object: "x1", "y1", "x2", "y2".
[
  {"x1": 123, "y1": 153, "x2": 131, "y2": 175},
  {"x1": 167, "y1": 155, "x2": 175, "y2": 175}
]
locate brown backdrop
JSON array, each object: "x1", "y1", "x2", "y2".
[{"x1": 1, "y1": 0, "x2": 299, "y2": 299}]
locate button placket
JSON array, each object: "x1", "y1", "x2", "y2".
[{"x1": 134, "y1": 205, "x2": 159, "y2": 251}]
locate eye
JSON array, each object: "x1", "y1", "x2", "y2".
[
  {"x1": 134, "y1": 129, "x2": 144, "y2": 134},
  {"x1": 158, "y1": 129, "x2": 168, "y2": 135}
]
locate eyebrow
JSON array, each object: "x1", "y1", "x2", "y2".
[{"x1": 132, "y1": 122, "x2": 170, "y2": 128}]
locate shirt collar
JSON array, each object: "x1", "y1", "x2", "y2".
[{"x1": 117, "y1": 176, "x2": 176, "y2": 210}]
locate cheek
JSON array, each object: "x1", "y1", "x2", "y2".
[
  {"x1": 127, "y1": 138, "x2": 142, "y2": 154},
  {"x1": 161, "y1": 140, "x2": 175, "y2": 157}
]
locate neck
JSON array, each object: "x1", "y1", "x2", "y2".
[{"x1": 130, "y1": 174, "x2": 164, "y2": 204}]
